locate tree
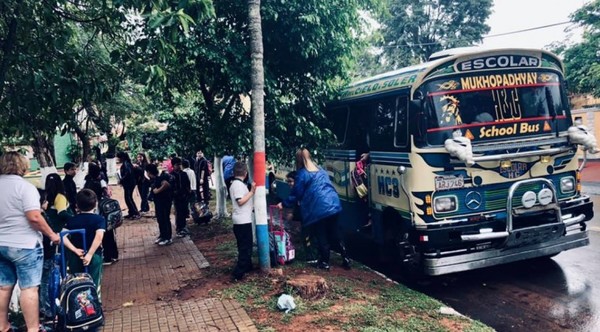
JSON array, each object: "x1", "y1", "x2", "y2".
[
  {"x1": 248, "y1": 0, "x2": 269, "y2": 270},
  {"x1": 119, "y1": 0, "x2": 378, "y2": 163},
  {"x1": 379, "y1": 0, "x2": 492, "y2": 69},
  {"x1": 559, "y1": 0, "x2": 600, "y2": 97}
]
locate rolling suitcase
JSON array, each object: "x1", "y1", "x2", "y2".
[{"x1": 57, "y1": 229, "x2": 104, "y2": 331}]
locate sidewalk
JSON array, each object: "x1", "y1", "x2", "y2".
[{"x1": 99, "y1": 206, "x2": 257, "y2": 331}]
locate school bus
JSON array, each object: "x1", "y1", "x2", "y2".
[{"x1": 317, "y1": 48, "x2": 594, "y2": 276}]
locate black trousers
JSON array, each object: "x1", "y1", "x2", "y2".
[
  {"x1": 199, "y1": 179, "x2": 211, "y2": 204},
  {"x1": 138, "y1": 181, "x2": 150, "y2": 212},
  {"x1": 102, "y1": 228, "x2": 119, "y2": 261},
  {"x1": 233, "y1": 223, "x2": 253, "y2": 278},
  {"x1": 314, "y1": 213, "x2": 346, "y2": 265},
  {"x1": 155, "y1": 199, "x2": 172, "y2": 240},
  {"x1": 123, "y1": 184, "x2": 139, "y2": 216},
  {"x1": 174, "y1": 198, "x2": 189, "y2": 232}
]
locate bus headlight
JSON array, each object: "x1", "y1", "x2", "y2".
[
  {"x1": 560, "y1": 177, "x2": 575, "y2": 193},
  {"x1": 433, "y1": 196, "x2": 457, "y2": 213}
]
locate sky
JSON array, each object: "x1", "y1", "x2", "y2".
[{"x1": 480, "y1": 0, "x2": 589, "y2": 50}]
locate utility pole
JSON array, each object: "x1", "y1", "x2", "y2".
[{"x1": 248, "y1": 0, "x2": 270, "y2": 270}]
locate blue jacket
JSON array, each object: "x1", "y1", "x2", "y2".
[{"x1": 283, "y1": 167, "x2": 341, "y2": 226}]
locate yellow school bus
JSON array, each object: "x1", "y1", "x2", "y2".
[{"x1": 321, "y1": 48, "x2": 594, "y2": 276}]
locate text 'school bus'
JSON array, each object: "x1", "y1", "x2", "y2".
[{"x1": 320, "y1": 48, "x2": 595, "y2": 276}]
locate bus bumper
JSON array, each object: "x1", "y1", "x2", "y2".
[{"x1": 422, "y1": 230, "x2": 589, "y2": 276}]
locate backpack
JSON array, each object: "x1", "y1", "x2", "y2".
[
  {"x1": 58, "y1": 274, "x2": 104, "y2": 331},
  {"x1": 98, "y1": 198, "x2": 123, "y2": 230},
  {"x1": 207, "y1": 160, "x2": 214, "y2": 174},
  {"x1": 170, "y1": 171, "x2": 191, "y2": 200}
]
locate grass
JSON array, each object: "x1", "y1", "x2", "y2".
[{"x1": 191, "y1": 198, "x2": 494, "y2": 332}]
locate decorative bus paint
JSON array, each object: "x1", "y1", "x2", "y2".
[{"x1": 278, "y1": 48, "x2": 595, "y2": 276}]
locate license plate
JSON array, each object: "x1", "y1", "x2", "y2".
[{"x1": 435, "y1": 175, "x2": 465, "y2": 191}]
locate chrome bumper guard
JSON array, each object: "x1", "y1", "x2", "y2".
[{"x1": 424, "y1": 231, "x2": 589, "y2": 276}]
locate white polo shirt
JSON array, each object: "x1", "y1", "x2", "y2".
[
  {"x1": 229, "y1": 179, "x2": 253, "y2": 225},
  {"x1": 0, "y1": 175, "x2": 42, "y2": 248}
]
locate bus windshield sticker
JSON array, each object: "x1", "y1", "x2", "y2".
[
  {"x1": 439, "y1": 95, "x2": 463, "y2": 126},
  {"x1": 435, "y1": 175, "x2": 465, "y2": 191}
]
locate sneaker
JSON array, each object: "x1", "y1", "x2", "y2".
[
  {"x1": 111, "y1": 258, "x2": 119, "y2": 263},
  {"x1": 132, "y1": 214, "x2": 142, "y2": 220},
  {"x1": 176, "y1": 232, "x2": 185, "y2": 238},
  {"x1": 154, "y1": 237, "x2": 163, "y2": 244},
  {"x1": 103, "y1": 261, "x2": 113, "y2": 266},
  {"x1": 158, "y1": 239, "x2": 173, "y2": 246}
]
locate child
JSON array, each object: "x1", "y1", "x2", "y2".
[
  {"x1": 146, "y1": 163, "x2": 174, "y2": 246},
  {"x1": 171, "y1": 157, "x2": 192, "y2": 238},
  {"x1": 62, "y1": 189, "x2": 106, "y2": 292},
  {"x1": 229, "y1": 162, "x2": 256, "y2": 280}
]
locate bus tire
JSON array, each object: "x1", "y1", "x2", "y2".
[{"x1": 381, "y1": 209, "x2": 422, "y2": 280}]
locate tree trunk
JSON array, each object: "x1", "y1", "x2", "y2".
[
  {"x1": 214, "y1": 156, "x2": 229, "y2": 218},
  {"x1": 248, "y1": 0, "x2": 270, "y2": 271},
  {"x1": 31, "y1": 132, "x2": 57, "y2": 189},
  {"x1": 73, "y1": 125, "x2": 91, "y2": 164}
]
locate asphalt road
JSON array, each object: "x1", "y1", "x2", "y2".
[{"x1": 410, "y1": 192, "x2": 600, "y2": 332}]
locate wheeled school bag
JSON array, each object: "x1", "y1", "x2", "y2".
[
  {"x1": 268, "y1": 205, "x2": 295, "y2": 265},
  {"x1": 98, "y1": 198, "x2": 123, "y2": 230},
  {"x1": 57, "y1": 229, "x2": 104, "y2": 331},
  {"x1": 191, "y1": 201, "x2": 213, "y2": 224}
]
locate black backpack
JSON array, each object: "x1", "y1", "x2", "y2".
[
  {"x1": 171, "y1": 171, "x2": 191, "y2": 200},
  {"x1": 98, "y1": 198, "x2": 123, "y2": 230},
  {"x1": 58, "y1": 273, "x2": 104, "y2": 331}
]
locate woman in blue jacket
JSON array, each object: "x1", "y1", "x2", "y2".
[{"x1": 279, "y1": 148, "x2": 350, "y2": 270}]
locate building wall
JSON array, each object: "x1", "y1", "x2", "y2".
[{"x1": 569, "y1": 93, "x2": 600, "y2": 160}]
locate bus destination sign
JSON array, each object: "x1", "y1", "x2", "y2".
[{"x1": 457, "y1": 55, "x2": 540, "y2": 72}]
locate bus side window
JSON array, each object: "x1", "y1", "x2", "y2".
[
  {"x1": 370, "y1": 97, "x2": 397, "y2": 151},
  {"x1": 346, "y1": 104, "x2": 371, "y2": 152},
  {"x1": 395, "y1": 96, "x2": 409, "y2": 147},
  {"x1": 328, "y1": 106, "x2": 350, "y2": 147}
]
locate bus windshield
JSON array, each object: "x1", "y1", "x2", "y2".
[{"x1": 423, "y1": 71, "x2": 572, "y2": 145}]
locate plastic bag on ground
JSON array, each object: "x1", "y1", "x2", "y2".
[{"x1": 276, "y1": 294, "x2": 296, "y2": 313}]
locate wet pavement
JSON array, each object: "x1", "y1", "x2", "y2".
[{"x1": 409, "y1": 194, "x2": 599, "y2": 332}]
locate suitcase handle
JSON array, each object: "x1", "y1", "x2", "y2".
[{"x1": 59, "y1": 229, "x2": 88, "y2": 277}]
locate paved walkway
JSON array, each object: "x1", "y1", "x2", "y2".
[{"x1": 99, "y1": 219, "x2": 257, "y2": 332}]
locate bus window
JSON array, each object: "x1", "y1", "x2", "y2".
[
  {"x1": 328, "y1": 106, "x2": 350, "y2": 146},
  {"x1": 347, "y1": 104, "x2": 371, "y2": 153},
  {"x1": 370, "y1": 97, "x2": 396, "y2": 151},
  {"x1": 395, "y1": 96, "x2": 409, "y2": 147}
]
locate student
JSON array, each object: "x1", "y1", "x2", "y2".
[
  {"x1": 62, "y1": 189, "x2": 106, "y2": 292},
  {"x1": 194, "y1": 151, "x2": 211, "y2": 204},
  {"x1": 182, "y1": 159, "x2": 197, "y2": 217},
  {"x1": 63, "y1": 162, "x2": 78, "y2": 211},
  {"x1": 171, "y1": 157, "x2": 191, "y2": 238},
  {"x1": 116, "y1": 151, "x2": 140, "y2": 219},
  {"x1": 135, "y1": 152, "x2": 150, "y2": 213},
  {"x1": 229, "y1": 162, "x2": 256, "y2": 280},
  {"x1": 84, "y1": 163, "x2": 119, "y2": 266},
  {"x1": 146, "y1": 163, "x2": 173, "y2": 246}
]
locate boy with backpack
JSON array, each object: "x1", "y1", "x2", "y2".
[
  {"x1": 62, "y1": 189, "x2": 106, "y2": 292},
  {"x1": 229, "y1": 162, "x2": 256, "y2": 280}
]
